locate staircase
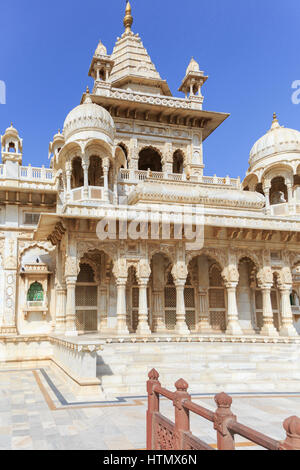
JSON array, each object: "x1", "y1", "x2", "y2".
[{"x1": 96, "y1": 341, "x2": 300, "y2": 395}]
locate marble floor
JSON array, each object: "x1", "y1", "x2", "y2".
[{"x1": 0, "y1": 366, "x2": 299, "y2": 450}]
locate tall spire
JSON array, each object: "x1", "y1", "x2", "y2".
[{"x1": 123, "y1": 1, "x2": 133, "y2": 34}]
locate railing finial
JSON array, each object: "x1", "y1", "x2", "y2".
[
  {"x1": 175, "y1": 378, "x2": 189, "y2": 392},
  {"x1": 148, "y1": 368, "x2": 159, "y2": 380},
  {"x1": 280, "y1": 416, "x2": 300, "y2": 450},
  {"x1": 214, "y1": 392, "x2": 233, "y2": 409}
]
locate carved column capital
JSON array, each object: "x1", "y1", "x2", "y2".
[
  {"x1": 171, "y1": 261, "x2": 188, "y2": 283},
  {"x1": 257, "y1": 266, "x2": 273, "y2": 287},
  {"x1": 112, "y1": 258, "x2": 128, "y2": 282}
]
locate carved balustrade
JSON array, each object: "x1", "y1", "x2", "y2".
[{"x1": 146, "y1": 369, "x2": 300, "y2": 451}]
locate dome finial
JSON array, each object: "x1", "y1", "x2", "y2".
[
  {"x1": 124, "y1": 1, "x2": 133, "y2": 34},
  {"x1": 83, "y1": 86, "x2": 92, "y2": 104},
  {"x1": 271, "y1": 111, "x2": 280, "y2": 130}
]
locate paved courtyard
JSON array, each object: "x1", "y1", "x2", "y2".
[{"x1": 0, "y1": 366, "x2": 299, "y2": 450}]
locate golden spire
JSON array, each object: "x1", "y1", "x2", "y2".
[
  {"x1": 124, "y1": 1, "x2": 133, "y2": 34},
  {"x1": 271, "y1": 112, "x2": 280, "y2": 130},
  {"x1": 86, "y1": 86, "x2": 90, "y2": 94}
]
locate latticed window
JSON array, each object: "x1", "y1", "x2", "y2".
[
  {"x1": 27, "y1": 282, "x2": 44, "y2": 301},
  {"x1": 77, "y1": 263, "x2": 95, "y2": 283},
  {"x1": 75, "y1": 263, "x2": 97, "y2": 332},
  {"x1": 209, "y1": 265, "x2": 223, "y2": 287},
  {"x1": 209, "y1": 264, "x2": 226, "y2": 331},
  {"x1": 165, "y1": 272, "x2": 176, "y2": 330}
]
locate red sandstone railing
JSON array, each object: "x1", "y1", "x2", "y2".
[{"x1": 146, "y1": 369, "x2": 300, "y2": 451}]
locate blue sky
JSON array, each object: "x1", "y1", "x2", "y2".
[{"x1": 0, "y1": 0, "x2": 299, "y2": 178}]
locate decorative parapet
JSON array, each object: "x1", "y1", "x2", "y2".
[
  {"x1": 49, "y1": 335, "x2": 103, "y2": 353},
  {"x1": 119, "y1": 169, "x2": 241, "y2": 189}
]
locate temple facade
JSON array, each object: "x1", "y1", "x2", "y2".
[{"x1": 1, "y1": 3, "x2": 300, "y2": 392}]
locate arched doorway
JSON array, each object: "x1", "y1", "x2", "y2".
[
  {"x1": 173, "y1": 150, "x2": 184, "y2": 174},
  {"x1": 88, "y1": 156, "x2": 103, "y2": 186},
  {"x1": 71, "y1": 157, "x2": 84, "y2": 189},
  {"x1": 270, "y1": 176, "x2": 287, "y2": 205},
  {"x1": 138, "y1": 147, "x2": 162, "y2": 172}
]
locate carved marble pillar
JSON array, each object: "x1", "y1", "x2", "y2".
[
  {"x1": 260, "y1": 284, "x2": 279, "y2": 336},
  {"x1": 65, "y1": 276, "x2": 77, "y2": 336},
  {"x1": 82, "y1": 156, "x2": 89, "y2": 199},
  {"x1": 136, "y1": 280, "x2": 151, "y2": 335},
  {"x1": 172, "y1": 261, "x2": 189, "y2": 335},
  {"x1": 224, "y1": 282, "x2": 243, "y2": 335},
  {"x1": 222, "y1": 260, "x2": 243, "y2": 335},
  {"x1": 2, "y1": 237, "x2": 18, "y2": 334},
  {"x1": 116, "y1": 279, "x2": 129, "y2": 335},
  {"x1": 64, "y1": 239, "x2": 78, "y2": 336},
  {"x1": 263, "y1": 184, "x2": 271, "y2": 215},
  {"x1": 113, "y1": 259, "x2": 129, "y2": 335},
  {"x1": 98, "y1": 284, "x2": 108, "y2": 332},
  {"x1": 55, "y1": 286, "x2": 67, "y2": 334},
  {"x1": 287, "y1": 183, "x2": 295, "y2": 213},
  {"x1": 278, "y1": 267, "x2": 298, "y2": 337},
  {"x1": 136, "y1": 259, "x2": 151, "y2": 335},
  {"x1": 279, "y1": 285, "x2": 298, "y2": 337},
  {"x1": 103, "y1": 157, "x2": 110, "y2": 203},
  {"x1": 66, "y1": 162, "x2": 72, "y2": 201}
]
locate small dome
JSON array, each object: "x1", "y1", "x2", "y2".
[
  {"x1": 186, "y1": 57, "x2": 200, "y2": 75},
  {"x1": 52, "y1": 129, "x2": 65, "y2": 143},
  {"x1": 63, "y1": 90, "x2": 115, "y2": 144},
  {"x1": 249, "y1": 113, "x2": 300, "y2": 168},
  {"x1": 95, "y1": 40, "x2": 107, "y2": 56},
  {"x1": 4, "y1": 123, "x2": 19, "y2": 137}
]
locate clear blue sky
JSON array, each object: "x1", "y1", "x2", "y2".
[{"x1": 0, "y1": 0, "x2": 299, "y2": 178}]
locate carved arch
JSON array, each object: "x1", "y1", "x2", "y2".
[{"x1": 18, "y1": 242, "x2": 55, "y2": 265}]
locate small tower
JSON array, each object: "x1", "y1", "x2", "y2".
[
  {"x1": 48, "y1": 129, "x2": 65, "y2": 166},
  {"x1": 1, "y1": 123, "x2": 23, "y2": 165},
  {"x1": 88, "y1": 40, "x2": 114, "y2": 85},
  {"x1": 179, "y1": 58, "x2": 208, "y2": 105}
]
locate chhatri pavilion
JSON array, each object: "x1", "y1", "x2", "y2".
[{"x1": 0, "y1": 2, "x2": 300, "y2": 394}]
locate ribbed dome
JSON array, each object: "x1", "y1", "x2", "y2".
[
  {"x1": 4, "y1": 123, "x2": 19, "y2": 137},
  {"x1": 63, "y1": 92, "x2": 115, "y2": 144},
  {"x1": 249, "y1": 114, "x2": 300, "y2": 167}
]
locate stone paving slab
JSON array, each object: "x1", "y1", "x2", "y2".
[{"x1": 0, "y1": 367, "x2": 299, "y2": 450}]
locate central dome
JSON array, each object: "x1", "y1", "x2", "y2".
[
  {"x1": 63, "y1": 91, "x2": 115, "y2": 144},
  {"x1": 249, "y1": 114, "x2": 300, "y2": 169}
]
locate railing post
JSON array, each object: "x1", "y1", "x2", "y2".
[
  {"x1": 279, "y1": 416, "x2": 300, "y2": 450},
  {"x1": 214, "y1": 392, "x2": 236, "y2": 450},
  {"x1": 173, "y1": 378, "x2": 191, "y2": 450},
  {"x1": 147, "y1": 369, "x2": 161, "y2": 450}
]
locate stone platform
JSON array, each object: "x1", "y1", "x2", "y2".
[{"x1": 0, "y1": 333, "x2": 300, "y2": 397}]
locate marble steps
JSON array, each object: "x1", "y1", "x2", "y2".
[{"x1": 96, "y1": 342, "x2": 300, "y2": 395}]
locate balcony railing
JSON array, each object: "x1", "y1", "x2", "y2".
[
  {"x1": 20, "y1": 166, "x2": 54, "y2": 181},
  {"x1": 0, "y1": 164, "x2": 54, "y2": 182},
  {"x1": 67, "y1": 186, "x2": 114, "y2": 204},
  {"x1": 119, "y1": 169, "x2": 241, "y2": 188}
]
